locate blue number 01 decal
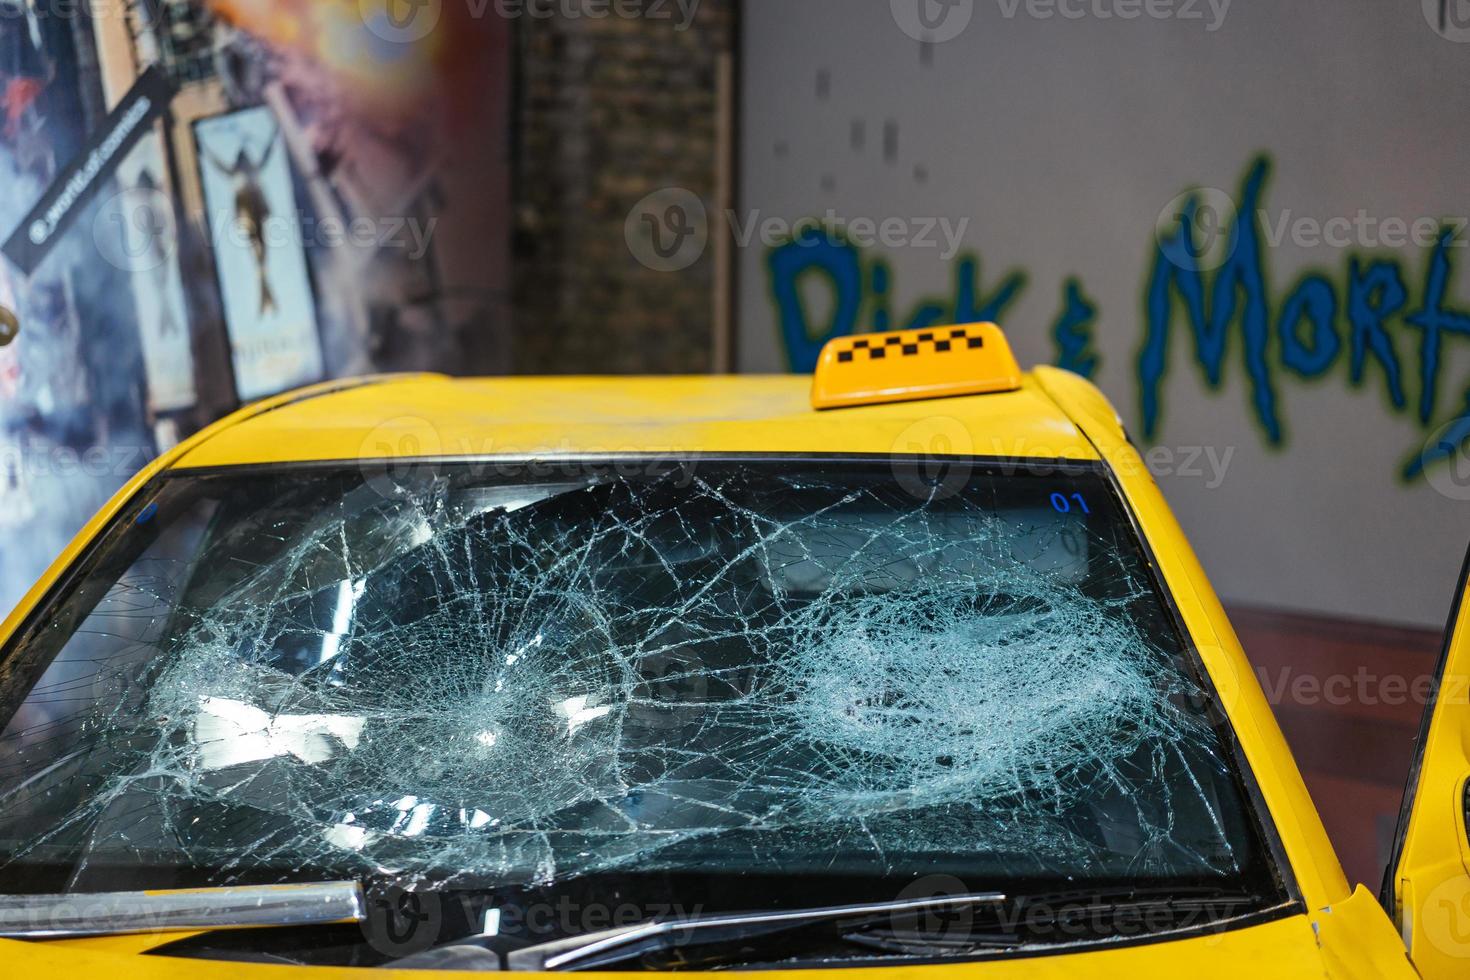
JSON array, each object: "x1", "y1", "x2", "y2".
[{"x1": 1050, "y1": 493, "x2": 1091, "y2": 515}]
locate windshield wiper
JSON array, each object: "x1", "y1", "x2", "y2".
[
  {"x1": 843, "y1": 886, "x2": 1274, "y2": 957},
  {"x1": 0, "y1": 881, "x2": 364, "y2": 938},
  {"x1": 385, "y1": 886, "x2": 1268, "y2": 972},
  {"x1": 387, "y1": 892, "x2": 1006, "y2": 972}
]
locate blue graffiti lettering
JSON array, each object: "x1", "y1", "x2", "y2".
[
  {"x1": 1406, "y1": 230, "x2": 1470, "y2": 425},
  {"x1": 953, "y1": 255, "x2": 1026, "y2": 325},
  {"x1": 1140, "y1": 156, "x2": 1470, "y2": 481},
  {"x1": 768, "y1": 230, "x2": 1030, "y2": 372},
  {"x1": 1052, "y1": 279, "x2": 1099, "y2": 379},
  {"x1": 1279, "y1": 275, "x2": 1340, "y2": 378},
  {"x1": 768, "y1": 229, "x2": 863, "y2": 372},
  {"x1": 763, "y1": 164, "x2": 1470, "y2": 486},
  {"x1": 1346, "y1": 257, "x2": 1408, "y2": 408},
  {"x1": 1140, "y1": 159, "x2": 1279, "y2": 442}
]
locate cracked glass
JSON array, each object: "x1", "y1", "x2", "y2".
[{"x1": 0, "y1": 457, "x2": 1284, "y2": 939}]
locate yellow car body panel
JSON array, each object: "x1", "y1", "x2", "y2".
[
  {"x1": 170, "y1": 375, "x2": 1098, "y2": 470},
  {"x1": 0, "y1": 361, "x2": 1456, "y2": 978},
  {"x1": 1388, "y1": 543, "x2": 1470, "y2": 976}
]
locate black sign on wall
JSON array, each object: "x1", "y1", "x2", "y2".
[{"x1": 2, "y1": 66, "x2": 176, "y2": 276}]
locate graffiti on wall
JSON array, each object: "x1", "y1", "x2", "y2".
[
  {"x1": 766, "y1": 231, "x2": 1101, "y2": 381},
  {"x1": 1146, "y1": 157, "x2": 1470, "y2": 481},
  {"x1": 766, "y1": 155, "x2": 1470, "y2": 484}
]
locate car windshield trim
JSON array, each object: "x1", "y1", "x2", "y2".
[{"x1": 161, "y1": 451, "x2": 1107, "y2": 479}]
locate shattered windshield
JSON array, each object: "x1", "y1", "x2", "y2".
[{"x1": 0, "y1": 457, "x2": 1284, "y2": 935}]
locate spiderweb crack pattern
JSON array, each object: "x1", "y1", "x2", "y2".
[{"x1": 0, "y1": 468, "x2": 1237, "y2": 890}]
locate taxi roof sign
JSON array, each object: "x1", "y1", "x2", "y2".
[{"x1": 810, "y1": 322, "x2": 1023, "y2": 410}]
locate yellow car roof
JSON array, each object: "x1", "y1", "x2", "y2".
[{"x1": 173, "y1": 373, "x2": 1100, "y2": 470}]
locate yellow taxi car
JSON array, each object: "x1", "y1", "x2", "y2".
[{"x1": 0, "y1": 322, "x2": 1466, "y2": 978}]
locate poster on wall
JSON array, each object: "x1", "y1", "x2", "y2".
[
  {"x1": 105, "y1": 130, "x2": 196, "y2": 413},
  {"x1": 194, "y1": 105, "x2": 323, "y2": 402}
]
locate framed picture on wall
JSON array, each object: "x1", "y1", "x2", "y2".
[
  {"x1": 193, "y1": 105, "x2": 324, "y2": 402},
  {"x1": 105, "y1": 128, "x2": 197, "y2": 414}
]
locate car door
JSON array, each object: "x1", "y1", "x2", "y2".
[{"x1": 1384, "y1": 542, "x2": 1470, "y2": 979}]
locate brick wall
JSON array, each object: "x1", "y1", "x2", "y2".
[{"x1": 512, "y1": 0, "x2": 736, "y2": 375}]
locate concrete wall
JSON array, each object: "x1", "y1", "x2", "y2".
[{"x1": 739, "y1": 0, "x2": 1470, "y2": 627}]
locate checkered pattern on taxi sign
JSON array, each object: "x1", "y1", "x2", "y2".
[
  {"x1": 835, "y1": 327, "x2": 986, "y2": 363},
  {"x1": 811, "y1": 322, "x2": 1021, "y2": 410}
]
